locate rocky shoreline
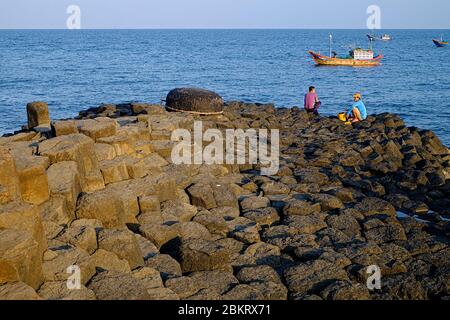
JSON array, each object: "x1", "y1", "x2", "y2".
[{"x1": 1, "y1": 99, "x2": 449, "y2": 300}]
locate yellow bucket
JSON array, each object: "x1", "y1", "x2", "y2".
[{"x1": 338, "y1": 112, "x2": 347, "y2": 122}]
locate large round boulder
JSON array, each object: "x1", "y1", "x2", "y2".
[{"x1": 165, "y1": 88, "x2": 223, "y2": 115}]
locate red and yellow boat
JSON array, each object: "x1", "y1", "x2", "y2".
[{"x1": 309, "y1": 49, "x2": 383, "y2": 67}]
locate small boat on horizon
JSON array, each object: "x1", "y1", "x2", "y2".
[
  {"x1": 367, "y1": 34, "x2": 392, "y2": 42},
  {"x1": 433, "y1": 35, "x2": 448, "y2": 47},
  {"x1": 309, "y1": 35, "x2": 383, "y2": 67}
]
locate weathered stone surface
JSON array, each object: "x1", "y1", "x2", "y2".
[
  {"x1": 52, "y1": 121, "x2": 78, "y2": 137},
  {"x1": 39, "y1": 196, "x2": 72, "y2": 240},
  {"x1": 0, "y1": 147, "x2": 21, "y2": 205},
  {"x1": 27, "y1": 101, "x2": 50, "y2": 129},
  {"x1": 240, "y1": 196, "x2": 271, "y2": 211},
  {"x1": 132, "y1": 267, "x2": 164, "y2": 291},
  {"x1": 284, "y1": 259, "x2": 349, "y2": 294},
  {"x1": 42, "y1": 246, "x2": 95, "y2": 285},
  {"x1": 39, "y1": 134, "x2": 105, "y2": 193},
  {"x1": 38, "y1": 281, "x2": 96, "y2": 300},
  {"x1": 161, "y1": 200, "x2": 197, "y2": 223},
  {"x1": 187, "y1": 183, "x2": 216, "y2": 209},
  {"x1": 188, "y1": 271, "x2": 239, "y2": 295},
  {"x1": 179, "y1": 238, "x2": 230, "y2": 272},
  {"x1": 165, "y1": 276, "x2": 198, "y2": 299},
  {"x1": 320, "y1": 281, "x2": 370, "y2": 300},
  {"x1": 310, "y1": 194, "x2": 344, "y2": 211},
  {"x1": 14, "y1": 155, "x2": 49, "y2": 205},
  {"x1": 98, "y1": 229, "x2": 144, "y2": 269},
  {"x1": 227, "y1": 217, "x2": 261, "y2": 244},
  {"x1": 0, "y1": 281, "x2": 41, "y2": 300},
  {"x1": 283, "y1": 199, "x2": 321, "y2": 216},
  {"x1": 166, "y1": 88, "x2": 223, "y2": 114},
  {"x1": 99, "y1": 158, "x2": 129, "y2": 185},
  {"x1": 78, "y1": 117, "x2": 118, "y2": 141},
  {"x1": 58, "y1": 225, "x2": 97, "y2": 254},
  {"x1": 139, "y1": 222, "x2": 178, "y2": 248},
  {"x1": 94, "y1": 143, "x2": 117, "y2": 162},
  {"x1": 2, "y1": 102, "x2": 450, "y2": 300},
  {"x1": 284, "y1": 213, "x2": 327, "y2": 234},
  {"x1": 0, "y1": 201, "x2": 46, "y2": 258},
  {"x1": 87, "y1": 271, "x2": 151, "y2": 300},
  {"x1": 47, "y1": 161, "x2": 81, "y2": 213},
  {"x1": 236, "y1": 265, "x2": 282, "y2": 284},
  {"x1": 192, "y1": 211, "x2": 229, "y2": 236},
  {"x1": 0, "y1": 229, "x2": 44, "y2": 290},
  {"x1": 144, "y1": 254, "x2": 182, "y2": 280}
]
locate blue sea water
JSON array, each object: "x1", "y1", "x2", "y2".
[{"x1": 0, "y1": 29, "x2": 449, "y2": 145}]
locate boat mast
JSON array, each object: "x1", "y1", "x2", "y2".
[{"x1": 329, "y1": 34, "x2": 332, "y2": 57}]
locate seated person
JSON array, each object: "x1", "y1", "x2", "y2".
[
  {"x1": 346, "y1": 92, "x2": 367, "y2": 122},
  {"x1": 304, "y1": 86, "x2": 321, "y2": 115}
]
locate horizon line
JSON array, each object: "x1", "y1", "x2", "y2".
[{"x1": 1, "y1": 27, "x2": 450, "y2": 31}]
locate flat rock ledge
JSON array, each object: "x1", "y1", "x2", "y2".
[{"x1": 1, "y1": 100, "x2": 449, "y2": 301}]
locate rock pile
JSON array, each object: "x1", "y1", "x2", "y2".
[{"x1": 0, "y1": 99, "x2": 449, "y2": 300}]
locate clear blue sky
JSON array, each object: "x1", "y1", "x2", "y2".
[{"x1": 1, "y1": 0, "x2": 449, "y2": 29}]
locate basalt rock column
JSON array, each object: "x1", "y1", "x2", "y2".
[{"x1": 26, "y1": 102, "x2": 51, "y2": 129}]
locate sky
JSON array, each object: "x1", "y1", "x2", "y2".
[{"x1": 0, "y1": 0, "x2": 449, "y2": 29}]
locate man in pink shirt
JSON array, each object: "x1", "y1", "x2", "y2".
[{"x1": 304, "y1": 86, "x2": 321, "y2": 115}]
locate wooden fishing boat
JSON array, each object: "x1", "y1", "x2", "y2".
[
  {"x1": 433, "y1": 38, "x2": 448, "y2": 47},
  {"x1": 309, "y1": 49, "x2": 383, "y2": 67}
]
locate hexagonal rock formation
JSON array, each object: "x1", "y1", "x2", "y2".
[
  {"x1": 165, "y1": 88, "x2": 223, "y2": 115},
  {"x1": 26, "y1": 102, "x2": 50, "y2": 129}
]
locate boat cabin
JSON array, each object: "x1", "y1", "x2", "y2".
[{"x1": 351, "y1": 48, "x2": 374, "y2": 60}]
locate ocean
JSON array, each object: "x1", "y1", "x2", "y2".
[{"x1": 0, "y1": 29, "x2": 449, "y2": 145}]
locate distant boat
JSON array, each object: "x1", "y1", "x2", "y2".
[
  {"x1": 367, "y1": 34, "x2": 392, "y2": 42},
  {"x1": 380, "y1": 34, "x2": 392, "y2": 41},
  {"x1": 433, "y1": 36, "x2": 448, "y2": 47},
  {"x1": 310, "y1": 35, "x2": 383, "y2": 67}
]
